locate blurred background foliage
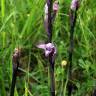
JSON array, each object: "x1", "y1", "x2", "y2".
[{"x1": 0, "y1": 0, "x2": 96, "y2": 96}]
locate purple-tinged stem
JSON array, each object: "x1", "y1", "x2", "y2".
[
  {"x1": 47, "y1": 0, "x2": 53, "y2": 42},
  {"x1": 68, "y1": 0, "x2": 79, "y2": 96},
  {"x1": 10, "y1": 48, "x2": 20, "y2": 96},
  {"x1": 47, "y1": 0, "x2": 55, "y2": 96}
]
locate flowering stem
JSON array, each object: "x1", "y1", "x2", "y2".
[
  {"x1": 10, "y1": 49, "x2": 20, "y2": 96},
  {"x1": 47, "y1": 0, "x2": 55, "y2": 96},
  {"x1": 68, "y1": 3, "x2": 79, "y2": 96}
]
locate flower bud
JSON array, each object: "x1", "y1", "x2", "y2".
[
  {"x1": 53, "y1": 1, "x2": 59, "y2": 13},
  {"x1": 70, "y1": 0, "x2": 79, "y2": 11}
]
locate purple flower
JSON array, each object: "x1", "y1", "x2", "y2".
[
  {"x1": 53, "y1": 1, "x2": 59, "y2": 13},
  {"x1": 44, "y1": 1, "x2": 59, "y2": 33},
  {"x1": 37, "y1": 43, "x2": 56, "y2": 57},
  {"x1": 70, "y1": 0, "x2": 79, "y2": 11}
]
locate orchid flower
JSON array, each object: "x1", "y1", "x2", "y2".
[
  {"x1": 37, "y1": 43, "x2": 56, "y2": 57},
  {"x1": 70, "y1": 0, "x2": 79, "y2": 11},
  {"x1": 44, "y1": 0, "x2": 59, "y2": 16},
  {"x1": 53, "y1": 1, "x2": 59, "y2": 13},
  {"x1": 44, "y1": 1, "x2": 59, "y2": 33}
]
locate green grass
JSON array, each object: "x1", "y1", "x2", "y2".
[{"x1": 0, "y1": 0, "x2": 96, "y2": 96}]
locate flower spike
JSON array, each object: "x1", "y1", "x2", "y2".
[{"x1": 44, "y1": 1, "x2": 59, "y2": 34}]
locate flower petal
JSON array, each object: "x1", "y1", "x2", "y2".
[
  {"x1": 37, "y1": 44, "x2": 46, "y2": 50},
  {"x1": 45, "y1": 50, "x2": 50, "y2": 57},
  {"x1": 70, "y1": 0, "x2": 78, "y2": 11},
  {"x1": 53, "y1": 1, "x2": 59, "y2": 11}
]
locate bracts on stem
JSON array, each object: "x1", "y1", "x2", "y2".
[
  {"x1": 10, "y1": 48, "x2": 21, "y2": 96},
  {"x1": 68, "y1": 0, "x2": 79, "y2": 96}
]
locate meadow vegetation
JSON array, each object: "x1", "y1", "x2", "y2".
[{"x1": 0, "y1": 0, "x2": 96, "y2": 96}]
